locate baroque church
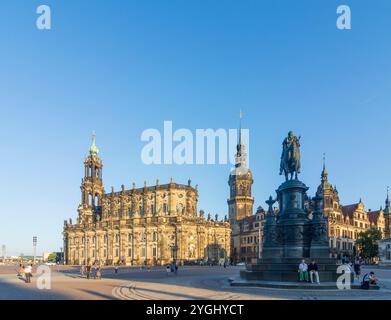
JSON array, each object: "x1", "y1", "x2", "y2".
[{"x1": 63, "y1": 134, "x2": 230, "y2": 266}]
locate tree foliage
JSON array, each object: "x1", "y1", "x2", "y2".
[
  {"x1": 355, "y1": 227, "x2": 382, "y2": 259},
  {"x1": 47, "y1": 252, "x2": 57, "y2": 262}
]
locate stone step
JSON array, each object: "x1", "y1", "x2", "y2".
[{"x1": 230, "y1": 279, "x2": 378, "y2": 290}]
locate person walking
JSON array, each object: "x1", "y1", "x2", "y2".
[
  {"x1": 86, "y1": 265, "x2": 91, "y2": 280},
  {"x1": 17, "y1": 264, "x2": 23, "y2": 277},
  {"x1": 354, "y1": 259, "x2": 361, "y2": 281},
  {"x1": 308, "y1": 260, "x2": 320, "y2": 284},
  {"x1": 298, "y1": 259, "x2": 309, "y2": 282},
  {"x1": 24, "y1": 264, "x2": 32, "y2": 283},
  {"x1": 166, "y1": 265, "x2": 171, "y2": 276},
  {"x1": 18, "y1": 264, "x2": 25, "y2": 281},
  {"x1": 80, "y1": 265, "x2": 85, "y2": 278},
  {"x1": 174, "y1": 262, "x2": 178, "y2": 275},
  {"x1": 95, "y1": 266, "x2": 102, "y2": 279},
  {"x1": 91, "y1": 264, "x2": 96, "y2": 279},
  {"x1": 114, "y1": 264, "x2": 119, "y2": 274}
]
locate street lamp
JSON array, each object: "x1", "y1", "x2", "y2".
[
  {"x1": 1, "y1": 245, "x2": 5, "y2": 263},
  {"x1": 33, "y1": 236, "x2": 37, "y2": 264}
]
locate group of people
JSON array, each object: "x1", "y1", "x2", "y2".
[
  {"x1": 80, "y1": 264, "x2": 102, "y2": 279},
  {"x1": 166, "y1": 261, "x2": 178, "y2": 275},
  {"x1": 344, "y1": 258, "x2": 378, "y2": 288},
  {"x1": 17, "y1": 263, "x2": 33, "y2": 283},
  {"x1": 298, "y1": 258, "x2": 379, "y2": 289},
  {"x1": 298, "y1": 259, "x2": 320, "y2": 284}
]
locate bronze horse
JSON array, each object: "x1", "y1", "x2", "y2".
[{"x1": 280, "y1": 135, "x2": 301, "y2": 181}]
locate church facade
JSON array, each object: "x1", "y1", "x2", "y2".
[{"x1": 63, "y1": 134, "x2": 230, "y2": 266}]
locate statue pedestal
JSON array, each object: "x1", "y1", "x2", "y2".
[{"x1": 235, "y1": 179, "x2": 340, "y2": 285}]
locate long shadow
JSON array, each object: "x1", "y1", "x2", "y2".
[
  {"x1": 120, "y1": 285, "x2": 216, "y2": 300},
  {"x1": 0, "y1": 278, "x2": 71, "y2": 300},
  {"x1": 60, "y1": 266, "x2": 368, "y2": 299},
  {"x1": 76, "y1": 288, "x2": 117, "y2": 300}
]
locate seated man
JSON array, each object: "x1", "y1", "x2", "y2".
[
  {"x1": 298, "y1": 259, "x2": 309, "y2": 282},
  {"x1": 361, "y1": 271, "x2": 378, "y2": 289},
  {"x1": 369, "y1": 272, "x2": 378, "y2": 285},
  {"x1": 308, "y1": 260, "x2": 320, "y2": 284}
]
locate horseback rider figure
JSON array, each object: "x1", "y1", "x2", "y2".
[{"x1": 280, "y1": 131, "x2": 301, "y2": 181}]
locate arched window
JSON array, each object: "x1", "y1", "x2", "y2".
[{"x1": 94, "y1": 195, "x2": 99, "y2": 207}]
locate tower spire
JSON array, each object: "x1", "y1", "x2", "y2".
[
  {"x1": 321, "y1": 153, "x2": 328, "y2": 181},
  {"x1": 385, "y1": 186, "x2": 390, "y2": 211},
  {"x1": 89, "y1": 131, "x2": 99, "y2": 156},
  {"x1": 235, "y1": 110, "x2": 247, "y2": 168},
  {"x1": 239, "y1": 110, "x2": 243, "y2": 146}
]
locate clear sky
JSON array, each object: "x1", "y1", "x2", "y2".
[{"x1": 1, "y1": 0, "x2": 390, "y2": 256}]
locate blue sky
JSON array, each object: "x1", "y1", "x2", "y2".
[{"x1": 1, "y1": 0, "x2": 390, "y2": 255}]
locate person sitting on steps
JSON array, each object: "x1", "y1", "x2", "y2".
[
  {"x1": 298, "y1": 259, "x2": 309, "y2": 282},
  {"x1": 308, "y1": 260, "x2": 320, "y2": 284}
]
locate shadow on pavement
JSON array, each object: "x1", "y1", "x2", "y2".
[{"x1": 0, "y1": 278, "x2": 70, "y2": 300}]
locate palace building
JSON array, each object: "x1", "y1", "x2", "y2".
[
  {"x1": 63, "y1": 134, "x2": 230, "y2": 266},
  {"x1": 316, "y1": 159, "x2": 391, "y2": 260}
]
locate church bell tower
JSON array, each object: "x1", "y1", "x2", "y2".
[
  {"x1": 227, "y1": 112, "x2": 254, "y2": 223},
  {"x1": 79, "y1": 132, "x2": 105, "y2": 223}
]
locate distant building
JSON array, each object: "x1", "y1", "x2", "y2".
[{"x1": 231, "y1": 206, "x2": 266, "y2": 264}]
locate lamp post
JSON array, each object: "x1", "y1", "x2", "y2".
[
  {"x1": 1, "y1": 245, "x2": 5, "y2": 263},
  {"x1": 258, "y1": 228, "x2": 262, "y2": 259},
  {"x1": 32, "y1": 236, "x2": 37, "y2": 264}
]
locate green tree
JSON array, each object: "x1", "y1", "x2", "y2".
[
  {"x1": 356, "y1": 227, "x2": 382, "y2": 260},
  {"x1": 47, "y1": 252, "x2": 57, "y2": 262}
]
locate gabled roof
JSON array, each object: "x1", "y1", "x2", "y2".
[
  {"x1": 367, "y1": 210, "x2": 381, "y2": 224},
  {"x1": 340, "y1": 203, "x2": 360, "y2": 218}
]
